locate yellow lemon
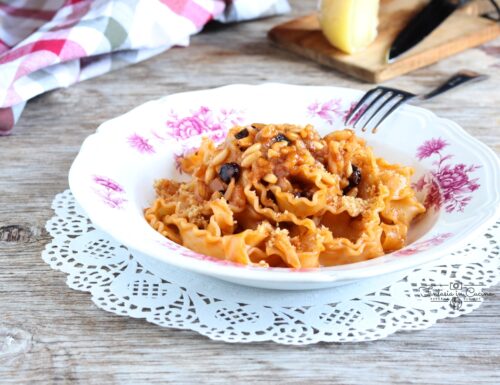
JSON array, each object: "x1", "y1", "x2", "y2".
[{"x1": 319, "y1": 0, "x2": 380, "y2": 54}]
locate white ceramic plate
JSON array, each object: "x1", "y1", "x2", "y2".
[{"x1": 69, "y1": 84, "x2": 500, "y2": 290}]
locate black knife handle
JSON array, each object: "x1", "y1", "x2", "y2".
[
  {"x1": 421, "y1": 71, "x2": 488, "y2": 100},
  {"x1": 388, "y1": 0, "x2": 463, "y2": 62}
]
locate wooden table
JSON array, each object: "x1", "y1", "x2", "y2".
[{"x1": 1, "y1": 1, "x2": 499, "y2": 384}]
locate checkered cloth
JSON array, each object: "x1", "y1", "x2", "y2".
[{"x1": 0, "y1": 0, "x2": 290, "y2": 135}]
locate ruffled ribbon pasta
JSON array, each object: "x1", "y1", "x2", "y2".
[{"x1": 145, "y1": 124, "x2": 425, "y2": 268}]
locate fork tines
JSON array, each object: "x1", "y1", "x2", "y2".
[{"x1": 344, "y1": 87, "x2": 415, "y2": 133}]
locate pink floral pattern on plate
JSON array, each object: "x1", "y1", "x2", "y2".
[
  {"x1": 92, "y1": 175, "x2": 127, "y2": 209},
  {"x1": 128, "y1": 133, "x2": 155, "y2": 154},
  {"x1": 165, "y1": 106, "x2": 244, "y2": 142},
  {"x1": 158, "y1": 106, "x2": 244, "y2": 172},
  {"x1": 128, "y1": 106, "x2": 244, "y2": 157},
  {"x1": 308, "y1": 99, "x2": 368, "y2": 126},
  {"x1": 413, "y1": 138, "x2": 481, "y2": 213},
  {"x1": 307, "y1": 99, "x2": 344, "y2": 124},
  {"x1": 393, "y1": 233, "x2": 453, "y2": 257}
]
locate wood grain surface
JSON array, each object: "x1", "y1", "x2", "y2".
[
  {"x1": 1, "y1": 1, "x2": 499, "y2": 384},
  {"x1": 269, "y1": 0, "x2": 500, "y2": 82}
]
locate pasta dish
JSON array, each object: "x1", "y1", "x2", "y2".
[{"x1": 145, "y1": 124, "x2": 425, "y2": 268}]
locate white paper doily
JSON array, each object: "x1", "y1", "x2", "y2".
[{"x1": 42, "y1": 190, "x2": 500, "y2": 345}]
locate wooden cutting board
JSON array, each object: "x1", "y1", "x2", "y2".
[{"x1": 268, "y1": 0, "x2": 500, "y2": 83}]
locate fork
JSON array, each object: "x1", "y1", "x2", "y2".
[{"x1": 344, "y1": 70, "x2": 488, "y2": 133}]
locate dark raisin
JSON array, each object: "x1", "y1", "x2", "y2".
[
  {"x1": 218, "y1": 163, "x2": 241, "y2": 184},
  {"x1": 234, "y1": 128, "x2": 249, "y2": 139},
  {"x1": 272, "y1": 133, "x2": 291, "y2": 144},
  {"x1": 343, "y1": 165, "x2": 362, "y2": 194}
]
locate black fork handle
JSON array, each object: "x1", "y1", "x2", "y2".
[{"x1": 419, "y1": 70, "x2": 488, "y2": 101}]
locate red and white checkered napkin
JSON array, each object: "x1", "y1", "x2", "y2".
[{"x1": 0, "y1": 0, "x2": 290, "y2": 135}]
